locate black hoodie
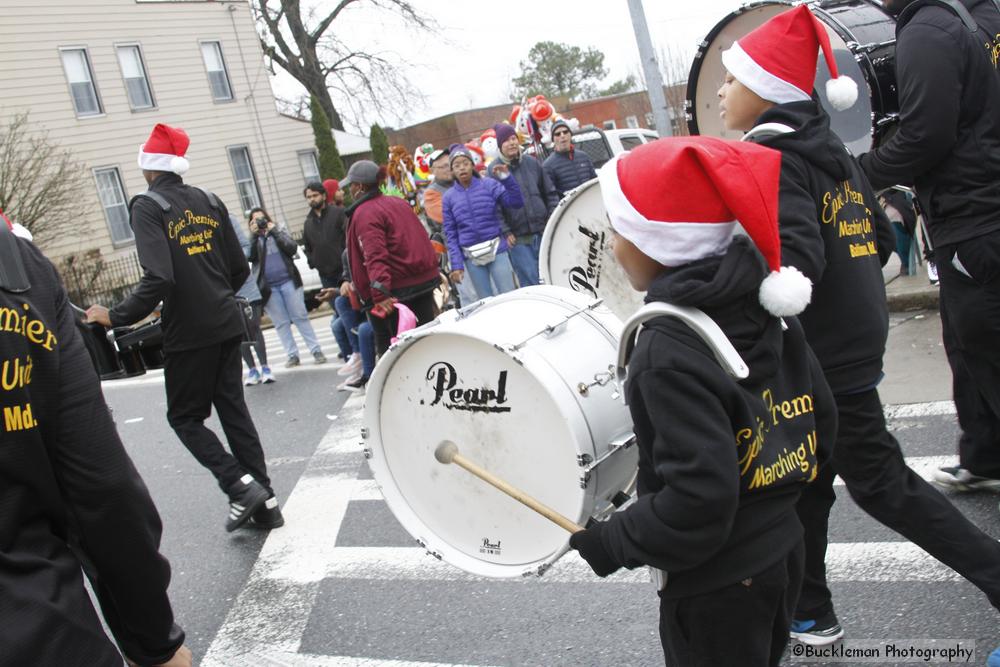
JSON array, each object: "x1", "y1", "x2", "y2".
[
  {"x1": 599, "y1": 238, "x2": 836, "y2": 599},
  {"x1": 860, "y1": 0, "x2": 1000, "y2": 246},
  {"x1": 756, "y1": 101, "x2": 894, "y2": 394}
]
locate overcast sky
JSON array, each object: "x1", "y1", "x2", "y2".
[{"x1": 270, "y1": 0, "x2": 746, "y2": 134}]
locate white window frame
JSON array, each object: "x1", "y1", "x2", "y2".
[
  {"x1": 93, "y1": 167, "x2": 133, "y2": 246},
  {"x1": 115, "y1": 43, "x2": 156, "y2": 111},
  {"x1": 59, "y1": 46, "x2": 104, "y2": 118},
  {"x1": 298, "y1": 149, "x2": 321, "y2": 184},
  {"x1": 199, "y1": 40, "x2": 234, "y2": 102},
  {"x1": 625, "y1": 115, "x2": 639, "y2": 129},
  {"x1": 602, "y1": 119, "x2": 617, "y2": 130},
  {"x1": 227, "y1": 145, "x2": 262, "y2": 214}
]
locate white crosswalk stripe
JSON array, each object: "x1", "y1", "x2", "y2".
[{"x1": 202, "y1": 398, "x2": 981, "y2": 666}]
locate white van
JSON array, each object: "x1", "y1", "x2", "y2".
[{"x1": 570, "y1": 127, "x2": 660, "y2": 168}]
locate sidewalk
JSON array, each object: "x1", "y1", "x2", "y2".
[{"x1": 883, "y1": 252, "x2": 940, "y2": 312}]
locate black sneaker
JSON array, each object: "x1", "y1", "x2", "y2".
[
  {"x1": 344, "y1": 375, "x2": 368, "y2": 394},
  {"x1": 251, "y1": 496, "x2": 284, "y2": 529},
  {"x1": 225, "y1": 475, "x2": 269, "y2": 532},
  {"x1": 790, "y1": 611, "x2": 844, "y2": 646}
]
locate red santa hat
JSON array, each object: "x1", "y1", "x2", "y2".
[
  {"x1": 721, "y1": 5, "x2": 858, "y2": 111},
  {"x1": 137, "y1": 123, "x2": 190, "y2": 175},
  {"x1": 598, "y1": 136, "x2": 812, "y2": 317}
]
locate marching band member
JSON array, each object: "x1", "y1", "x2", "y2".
[
  {"x1": 571, "y1": 137, "x2": 834, "y2": 667},
  {"x1": 0, "y1": 213, "x2": 190, "y2": 666},
  {"x1": 87, "y1": 124, "x2": 282, "y2": 533},
  {"x1": 717, "y1": 5, "x2": 1000, "y2": 645}
]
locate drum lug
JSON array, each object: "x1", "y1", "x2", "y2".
[
  {"x1": 577, "y1": 366, "x2": 616, "y2": 396},
  {"x1": 426, "y1": 549, "x2": 443, "y2": 561},
  {"x1": 362, "y1": 447, "x2": 372, "y2": 460},
  {"x1": 360, "y1": 427, "x2": 369, "y2": 439},
  {"x1": 579, "y1": 471, "x2": 591, "y2": 489},
  {"x1": 523, "y1": 562, "x2": 551, "y2": 578},
  {"x1": 577, "y1": 453, "x2": 593, "y2": 466}
]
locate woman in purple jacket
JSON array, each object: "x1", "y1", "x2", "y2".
[{"x1": 442, "y1": 144, "x2": 523, "y2": 298}]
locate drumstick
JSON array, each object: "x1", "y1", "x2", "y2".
[{"x1": 434, "y1": 441, "x2": 584, "y2": 534}]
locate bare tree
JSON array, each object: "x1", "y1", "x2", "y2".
[
  {"x1": 253, "y1": 0, "x2": 433, "y2": 131},
  {"x1": 658, "y1": 44, "x2": 694, "y2": 136},
  {"x1": 0, "y1": 111, "x2": 88, "y2": 243},
  {"x1": 275, "y1": 93, "x2": 311, "y2": 120}
]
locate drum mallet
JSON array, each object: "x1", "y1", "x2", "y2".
[{"x1": 434, "y1": 440, "x2": 584, "y2": 534}]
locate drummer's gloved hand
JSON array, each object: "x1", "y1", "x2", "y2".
[{"x1": 569, "y1": 522, "x2": 621, "y2": 578}]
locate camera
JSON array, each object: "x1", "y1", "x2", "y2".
[{"x1": 256, "y1": 217, "x2": 269, "y2": 231}]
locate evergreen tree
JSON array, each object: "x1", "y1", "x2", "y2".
[
  {"x1": 310, "y1": 96, "x2": 345, "y2": 179},
  {"x1": 370, "y1": 124, "x2": 389, "y2": 166}
]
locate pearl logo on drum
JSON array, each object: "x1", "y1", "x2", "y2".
[
  {"x1": 567, "y1": 224, "x2": 605, "y2": 298},
  {"x1": 424, "y1": 361, "x2": 511, "y2": 413},
  {"x1": 480, "y1": 537, "x2": 502, "y2": 556}
]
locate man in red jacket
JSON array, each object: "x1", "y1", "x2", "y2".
[{"x1": 342, "y1": 160, "x2": 440, "y2": 364}]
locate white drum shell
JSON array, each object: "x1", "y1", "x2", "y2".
[
  {"x1": 540, "y1": 179, "x2": 645, "y2": 323},
  {"x1": 363, "y1": 285, "x2": 636, "y2": 578}
]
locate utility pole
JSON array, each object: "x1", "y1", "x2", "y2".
[{"x1": 627, "y1": 0, "x2": 672, "y2": 136}]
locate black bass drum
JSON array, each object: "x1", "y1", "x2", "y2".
[{"x1": 686, "y1": 0, "x2": 898, "y2": 156}]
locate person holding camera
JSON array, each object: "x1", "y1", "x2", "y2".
[{"x1": 248, "y1": 207, "x2": 327, "y2": 368}]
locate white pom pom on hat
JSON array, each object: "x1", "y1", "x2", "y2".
[
  {"x1": 137, "y1": 123, "x2": 192, "y2": 175},
  {"x1": 596, "y1": 136, "x2": 813, "y2": 318},
  {"x1": 720, "y1": 5, "x2": 858, "y2": 111}
]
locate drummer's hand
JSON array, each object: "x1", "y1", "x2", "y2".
[
  {"x1": 569, "y1": 523, "x2": 621, "y2": 578},
  {"x1": 315, "y1": 287, "x2": 337, "y2": 303},
  {"x1": 449, "y1": 269, "x2": 464, "y2": 284},
  {"x1": 506, "y1": 233, "x2": 516, "y2": 246},
  {"x1": 85, "y1": 305, "x2": 111, "y2": 327}
]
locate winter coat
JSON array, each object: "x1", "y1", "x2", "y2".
[
  {"x1": 753, "y1": 101, "x2": 895, "y2": 394},
  {"x1": 1, "y1": 234, "x2": 184, "y2": 666},
  {"x1": 595, "y1": 237, "x2": 836, "y2": 599},
  {"x1": 487, "y1": 155, "x2": 559, "y2": 237},
  {"x1": 442, "y1": 174, "x2": 524, "y2": 271},
  {"x1": 302, "y1": 204, "x2": 347, "y2": 279},
  {"x1": 423, "y1": 181, "x2": 450, "y2": 225},
  {"x1": 229, "y1": 214, "x2": 261, "y2": 303},
  {"x1": 108, "y1": 173, "x2": 247, "y2": 352},
  {"x1": 859, "y1": 0, "x2": 1000, "y2": 246},
  {"x1": 249, "y1": 227, "x2": 303, "y2": 305},
  {"x1": 543, "y1": 147, "x2": 598, "y2": 199},
  {"x1": 345, "y1": 191, "x2": 440, "y2": 304}
]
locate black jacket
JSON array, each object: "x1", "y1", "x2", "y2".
[
  {"x1": 756, "y1": 102, "x2": 894, "y2": 394},
  {"x1": 109, "y1": 173, "x2": 248, "y2": 352},
  {"x1": 249, "y1": 227, "x2": 304, "y2": 303},
  {"x1": 1, "y1": 235, "x2": 183, "y2": 666},
  {"x1": 859, "y1": 0, "x2": 1000, "y2": 246},
  {"x1": 542, "y1": 147, "x2": 597, "y2": 199},
  {"x1": 599, "y1": 238, "x2": 836, "y2": 599},
  {"x1": 302, "y1": 204, "x2": 347, "y2": 279},
  {"x1": 487, "y1": 155, "x2": 560, "y2": 237}
]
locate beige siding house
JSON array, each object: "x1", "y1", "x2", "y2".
[{"x1": 0, "y1": 0, "x2": 344, "y2": 266}]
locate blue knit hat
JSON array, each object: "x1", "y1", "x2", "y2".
[
  {"x1": 448, "y1": 143, "x2": 474, "y2": 167},
  {"x1": 493, "y1": 123, "x2": 517, "y2": 148}
]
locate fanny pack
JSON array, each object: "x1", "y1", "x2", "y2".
[{"x1": 462, "y1": 237, "x2": 501, "y2": 266}]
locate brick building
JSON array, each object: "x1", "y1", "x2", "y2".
[{"x1": 386, "y1": 84, "x2": 687, "y2": 152}]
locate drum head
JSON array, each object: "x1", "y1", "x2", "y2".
[
  {"x1": 365, "y1": 289, "x2": 616, "y2": 578},
  {"x1": 687, "y1": 1, "x2": 882, "y2": 156},
  {"x1": 540, "y1": 180, "x2": 645, "y2": 323}
]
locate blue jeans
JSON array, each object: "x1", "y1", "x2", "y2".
[
  {"x1": 334, "y1": 295, "x2": 362, "y2": 355},
  {"x1": 332, "y1": 316, "x2": 351, "y2": 360},
  {"x1": 508, "y1": 233, "x2": 541, "y2": 287},
  {"x1": 358, "y1": 320, "x2": 375, "y2": 380},
  {"x1": 264, "y1": 280, "x2": 322, "y2": 359},
  {"x1": 465, "y1": 251, "x2": 516, "y2": 298}
]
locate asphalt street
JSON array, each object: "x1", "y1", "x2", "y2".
[{"x1": 99, "y1": 306, "x2": 1000, "y2": 667}]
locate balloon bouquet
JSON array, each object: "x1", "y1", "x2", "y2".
[
  {"x1": 385, "y1": 144, "x2": 421, "y2": 214},
  {"x1": 505, "y1": 94, "x2": 580, "y2": 159}
]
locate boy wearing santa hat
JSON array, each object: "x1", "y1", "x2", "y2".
[
  {"x1": 717, "y1": 5, "x2": 1000, "y2": 646},
  {"x1": 570, "y1": 136, "x2": 835, "y2": 667}
]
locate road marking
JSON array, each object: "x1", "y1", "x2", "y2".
[
  {"x1": 884, "y1": 400, "x2": 956, "y2": 419},
  {"x1": 202, "y1": 395, "x2": 365, "y2": 666}
]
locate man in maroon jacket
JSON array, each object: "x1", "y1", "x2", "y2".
[{"x1": 342, "y1": 160, "x2": 440, "y2": 364}]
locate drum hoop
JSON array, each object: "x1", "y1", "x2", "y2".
[{"x1": 685, "y1": 0, "x2": 795, "y2": 136}]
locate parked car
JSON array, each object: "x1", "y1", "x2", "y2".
[
  {"x1": 292, "y1": 243, "x2": 324, "y2": 311},
  {"x1": 570, "y1": 127, "x2": 660, "y2": 168}
]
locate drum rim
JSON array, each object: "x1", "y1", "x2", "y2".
[
  {"x1": 363, "y1": 290, "x2": 620, "y2": 578},
  {"x1": 538, "y1": 178, "x2": 600, "y2": 287}
]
